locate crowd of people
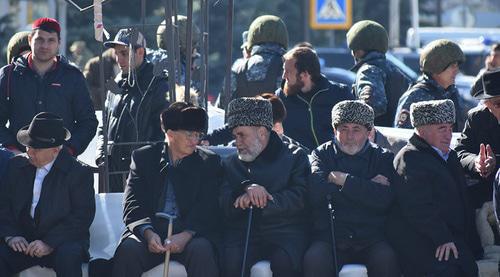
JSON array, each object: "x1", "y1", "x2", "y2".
[{"x1": 0, "y1": 14, "x2": 498, "y2": 277}]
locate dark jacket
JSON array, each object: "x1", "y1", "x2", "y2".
[
  {"x1": 0, "y1": 150, "x2": 95, "y2": 251},
  {"x1": 277, "y1": 75, "x2": 354, "y2": 151},
  {"x1": 122, "y1": 143, "x2": 223, "y2": 244},
  {"x1": 351, "y1": 51, "x2": 411, "y2": 127},
  {"x1": 220, "y1": 131, "x2": 310, "y2": 268},
  {"x1": 0, "y1": 54, "x2": 98, "y2": 155},
  {"x1": 96, "y1": 61, "x2": 169, "y2": 191},
  {"x1": 309, "y1": 140, "x2": 395, "y2": 244},
  {"x1": 394, "y1": 74, "x2": 465, "y2": 131},
  {"x1": 455, "y1": 105, "x2": 500, "y2": 208},
  {"x1": 387, "y1": 134, "x2": 478, "y2": 276}
]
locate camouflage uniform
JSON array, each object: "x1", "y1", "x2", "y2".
[
  {"x1": 352, "y1": 51, "x2": 411, "y2": 127},
  {"x1": 394, "y1": 74, "x2": 464, "y2": 131}
]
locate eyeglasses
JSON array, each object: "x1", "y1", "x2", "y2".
[{"x1": 178, "y1": 130, "x2": 204, "y2": 141}]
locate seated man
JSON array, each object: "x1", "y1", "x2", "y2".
[
  {"x1": 112, "y1": 102, "x2": 222, "y2": 277},
  {"x1": 455, "y1": 68, "x2": 499, "y2": 209},
  {"x1": 220, "y1": 98, "x2": 310, "y2": 277},
  {"x1": 304, "y1": 100, "x2": 400, "y2": 277},
  {"x1": 387, "y1": 100, "x2": 478, "y2": 276},
  {"x1": 0, "y1": 112, "x2": 95, "y2": 277}
]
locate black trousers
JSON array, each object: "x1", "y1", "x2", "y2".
[
  {"x1": 224, "y1": 240, "x2": 300, "y2": 277},
  {"x1": 0, "y1": 240, "x2": 86, "y2": 277},
  {"x1": 303, "y1": 240, "x2": 400, "y2": 277},
  {"x1": 112, "y1": 235, "x2": 219, "y2": 277}
]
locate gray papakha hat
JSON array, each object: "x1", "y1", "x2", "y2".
[
  {"x1": 227, "y1": 97, "x2": 273, "y2": 130},
  {"x1": 331, "y1": 100, "x2": 374, "y2": 130},
  {"x1": 410, "y1": 99, "x2": 455, "y2": 128}
]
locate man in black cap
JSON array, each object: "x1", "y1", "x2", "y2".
[
  {"x1": 112, "y1": 102, "x2": 221, "y2": 277},
  {"x1": 96, "y1": 28, "x2": 169, "y2": 192},
  {"x1": 304, "y1": 100, "x2": 400, "y2": 277},
  {"x1": 220, "y1": 97, "x2": 310, "y2": 277},
  {"x1": 0, "y1": 112, "x2": 95, "y2": 277},
  {"x1": 0, "y1": 17, "x2": 98, "y2": 156},
  {"x1": 387, "y1": 100, "x2": 479, "y2": 276},
  {"x1": 456, "y1": 69, "x2": 499, "y2": 209}
]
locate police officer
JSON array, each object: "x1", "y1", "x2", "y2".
[
  {"x1": 347, "y1": 20, "x2": 411, "y2": 127},
  {"x1": 395, "y1": 39, "x2": 465, "y2": 131},
  {"x1": 218, "y1": 15, "x2": 288, "y2": 110}
]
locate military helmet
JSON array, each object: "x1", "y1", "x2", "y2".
[
  {"x1": 346, "y1": 20, "x2": 388, "y2": 53},
  {"x1": 157, "y1": 15, "x2": 201, "y2": 57},
  {"x1": 247, "y1": 15, "x2": 288, "y2": 50},
  {"x1": 420, "y1": 39, "x2": 465, "y2": 74},
  {"x1": 7, "y1": 31, "x2": 31, "y2": 63}
]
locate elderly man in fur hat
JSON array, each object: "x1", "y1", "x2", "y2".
[
  {"x1": 112, "y1": 102, "x2": 222, "y2": 277},
  {"x1": 0, "y1": 112, "x2": 95, "y2": 277},
  {"x1": 387, "y1": 99, "x2": 479, "y2": 276},
  {"x1": 304, "y1": 100, "x2": 400, "y2": 277},
  {"x1": 220, "y1": 97, "x2": 310, "y2": 277}
]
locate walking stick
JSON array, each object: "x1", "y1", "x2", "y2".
[
  {"x1": 326, "y1": 194, "x2": 339, "y2": 277},
  {"x1": 156, "y1": 212, "x2": 177, "y2": 277},
  {"x1": 241, "y1": 205, "x2": 253, "y2": 277}
]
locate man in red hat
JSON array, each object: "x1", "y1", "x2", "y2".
[
  {"x1": 0, "y1": 17, "x2": 98, "y2": 156},
  {"x1": 0, "y1": 112, "x2": 95, "y2": 277}
]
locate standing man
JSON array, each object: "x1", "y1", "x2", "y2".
[
  {"x1": 219, "y1": 15, "x2": 288, "y2": 110},
  {"x1": 0, "y1": 112, "x2": 95, "y2": 277},
  {"x1": 455, "y1": 69, "x2": 499, "y2": 208},
  {"x1": 112, "y1": 102, "x2": 222, "y2": 277},
  {"x1": 394, "y1": 39, "x2": 466, "y2": 131},
  {"x1": 470, "y1": 43, "x2": 500, "y2": 97},
  {"x1": 388, "y1": 100, "x2": 478, "y2": 276},
  {"x1": 96, "y1": 28, "x2": 169, "y2": 192},
  {"x1": 304, "y1": 100, "x2": 399, "y2": 277},
  {"x1": 277, "y1": 46, "x2": 354, "y2": 151},
  {"x1": 221, "y1": 98, "x2": 310, "y2": 277},
  {"x1": 0, "y1": 18, "x2": 98, "y2": 156}
]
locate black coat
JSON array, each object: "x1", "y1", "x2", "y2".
[
  {"x1": 220, "y1": 131, "x2": 310, "y2": 268},
  {"x1": 0, "y1": 55, "x2": 98, "y2": 155},
  {"x1": 121, "y1": 143, "x2": 223, "y2": 244},
  {"x1": 277, "y1": 75, "x2": 354, "y2": 151},
  {"x1": 455, "y1": 105, "x2": 500, "y2": 208},
  {"x1": 309, "y1": 141, "x2": 395, "y2": 244},
  {"x1": 0, "y1": 150, "x2": 95, "y2": 250},
  {"x1": 387, "y1": 134, "x2": 478, "y2": 276}
]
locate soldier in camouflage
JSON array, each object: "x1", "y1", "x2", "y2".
[
  {"x1": 218, "y1": 15, "x2": 288, "y2": 110},
  {"x1": 395, "y1": 39, "x2": 466, "y2": 131},
  {"x1": 347, "y1": 20, "x2": 411, "y2": 127}
]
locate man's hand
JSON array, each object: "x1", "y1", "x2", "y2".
[
  {"x1": 475, "y1": 144, "x2": 496, "y2": 178},
  {"x1": 328, "y1": 171, "x2": 348, "y2": 187},
  {"x1": 25, "y1": 240, "x2": 53, "y2": 258},
  {"x1": 371, "y1": 174, "x2": 390, "y2": 186},
  {"x1": 164, "y1": 232, "x2": 192, "y2": 254},
  {"x1": 234, "y1": 194, "x2": 252, "y2": 209},
  {"x1": 144, "y1": 229, "x2": 166, "y2": 254},
  {"x1": 6, "y1": 236, "x2": 28, "y2": 253},
  {"x1": 435, "y1": 242, "x2": 458, "y2": 261},
  {"x1": 245, "y1": 184, "x2": 273, "y2": 208}
]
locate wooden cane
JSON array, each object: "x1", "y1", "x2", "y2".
[{"x1": 163, "y1": 217, "x2": 173, "y2": 277}]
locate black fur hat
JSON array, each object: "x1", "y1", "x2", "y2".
[{"x1": 161, "y1": 102, "x2": 207, "y2": 133}]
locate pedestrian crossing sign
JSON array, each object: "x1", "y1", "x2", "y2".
[{"x1": 310, "y1": 0, "x2": 352, "y2": 30}]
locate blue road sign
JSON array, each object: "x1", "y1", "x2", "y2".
[{"x1": 310, "y1": 0, "x2": 352, "y2": 30}]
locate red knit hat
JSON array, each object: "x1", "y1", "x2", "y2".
[{"x1": 32, "y1": 18, "x2": 61, "y2": 35}]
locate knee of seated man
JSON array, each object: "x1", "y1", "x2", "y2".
[
  {"x1": 186, "y1": 237, "x2": 215, "y2": 257},
  {"x1": 53, "y1": 241, "x2": 86, "y2": 264}
]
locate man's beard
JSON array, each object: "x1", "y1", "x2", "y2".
[
  {"x1": 237, "y1": 138, "x2": 265, "y2": 162},
  {"x1": 283, "y1": 79, "x2": 305, "y2": 96}
]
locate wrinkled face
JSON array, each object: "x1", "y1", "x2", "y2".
[
  {"x1": 283, "y1": 58, "x2": 305, "y2": 96},
  {"x1": 29, "y1": 29, "x2": 59, "y2": 63},
  {"x1": 334, "y1": 123, "x2": 370, "y2": 155},
  {"x1": 167, "y1": 130, "x2": 202, "y2": 159},
  {"x1": 232, "y1": 126, "x2": 267, "y2": 162},
  {"x1": 114, "y1": 45, "x2": 143, "y2": 72},
  {"x1": 416, "y1": 123, "x2": 453, "y2": 154},
  {"x1": 26, "y1": 146, "x2": 59, "y2": 168},
  {"x1": 484, "y1": 96, "x2": 500, "y2": 121},
  {"x1": 433, "y1": 62, "x2": 459, "y2": 89}
]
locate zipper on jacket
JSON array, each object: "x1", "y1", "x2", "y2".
[{"x1": 296, "y1": 88, "x2": 328, "y2": 147}]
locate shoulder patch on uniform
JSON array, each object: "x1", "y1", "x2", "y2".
[{"x1": 397, "y1": 109, "x2": 410, "y2": 127}]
